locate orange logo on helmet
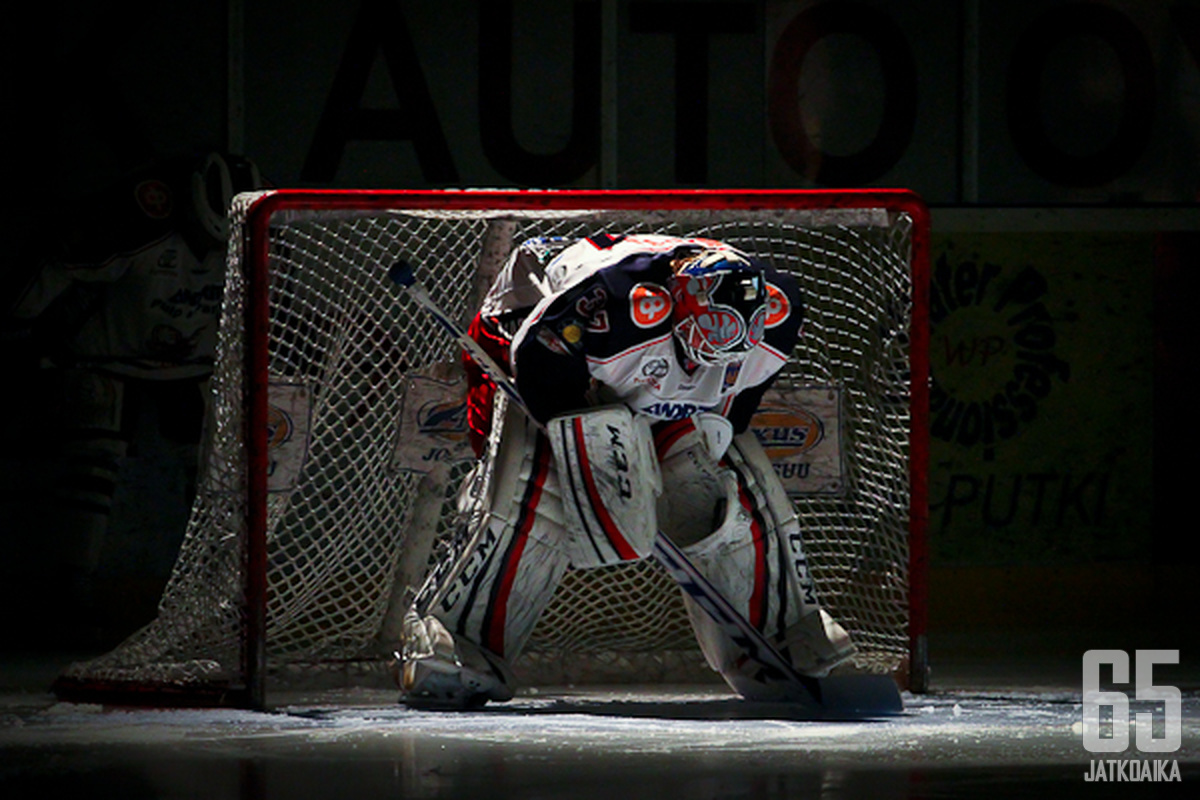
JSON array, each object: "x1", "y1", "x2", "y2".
[
  {"x1": 764, "y1": 283, "x2": 789, "y2": 328},
  {"x1": 630, "y1": 283, "x2": 672, "y2": 328}
]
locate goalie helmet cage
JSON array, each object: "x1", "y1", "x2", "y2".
[{"x1": 53, "y1": 189, "x2": 930, "y2": 709}]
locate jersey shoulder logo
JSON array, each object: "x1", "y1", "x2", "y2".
[
  {"x1": 135, "y1": 179, "x2": 173, "y2": 219},
  {"x1": 629, "y1": 282, "x2": 672, "y2": 328},
  {"x1": 764, "y1": 282, "x2": 790, "y2": 328}
]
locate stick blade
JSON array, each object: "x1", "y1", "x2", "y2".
[
  {"x1": 812, "y1": 674, "x2": 904, "y2": 718},
  {"x1": 734, "y1": 674, "x2": 903, "y2": 720}
]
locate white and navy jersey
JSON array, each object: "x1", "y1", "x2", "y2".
[
  {"x1": 11, "y1": 157, "x2": 234, "y2": 380},
  {"x1": 14, "y1": 232, "x2": 224, "y2": 380},
  {"x1": 510, "y1": 234, "x2": 804, "y2": 431}
]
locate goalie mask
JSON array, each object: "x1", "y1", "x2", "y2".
[{"x1": 668, "y1": 249, "x2": 768, "y2": 367}]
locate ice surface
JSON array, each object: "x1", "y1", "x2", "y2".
[{"x1": 3, "y1": 684, "x2": 1198, "y2": 798}]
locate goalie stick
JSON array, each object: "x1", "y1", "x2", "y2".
[
  {"x1": 389, "y1": 259, "x2": 824, "y2": 706},
  {"x1": 389, "y1": 261, "x2": 535, "y2": 419}
]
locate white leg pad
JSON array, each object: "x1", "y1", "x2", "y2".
[
  {"x1": 674, "y1": 430, "x2": 856, "y2": 689},
  {"x1": 423, "y1": 399, "x2": 571, "y2": 663},
  {"x1": 547, "y1": 405, "x2": 660, "y2": 568}
]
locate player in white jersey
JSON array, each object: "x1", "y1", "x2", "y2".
[
  {"x1": 6, "y1": 153, "x2": 262, "y2": 643},
  {"x1": 398, "y1": 234, "x2": 854, "y2": 708}
]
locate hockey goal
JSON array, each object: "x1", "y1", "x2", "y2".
[{"x1": 54, "y1": 189, "x2": 929, "y2": 708}]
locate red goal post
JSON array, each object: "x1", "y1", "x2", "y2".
[{"x1": 54, "y1": 189, "x2": 929, "y2": 709}]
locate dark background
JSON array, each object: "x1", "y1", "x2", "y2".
[{"x1": 2, "y1": 0, "x2": 1196, "y2": 670}]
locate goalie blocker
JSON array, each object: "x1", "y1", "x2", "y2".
[{"x1": 400, "y1": 403, "x2": 855, "y2": 708}]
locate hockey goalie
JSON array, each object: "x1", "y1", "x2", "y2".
[{"x1": 398, "y1": 233, "x2": 855, "y2": 708}]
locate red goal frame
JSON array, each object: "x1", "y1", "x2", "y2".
[{"x1": 235, "y1": 189, "x2": 931, "y2": 708}]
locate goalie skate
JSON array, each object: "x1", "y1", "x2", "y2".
[{"x1": 395, "y1": 613, "x2": 514, "y2": 710}]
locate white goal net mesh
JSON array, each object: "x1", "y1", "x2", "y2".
[{"x1": 57, "y1": 193, "x2": 921, "y2": 700}]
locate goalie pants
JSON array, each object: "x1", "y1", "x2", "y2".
[{"x1": 420, "y1": 401, "x2": 827, "y2": 686}]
